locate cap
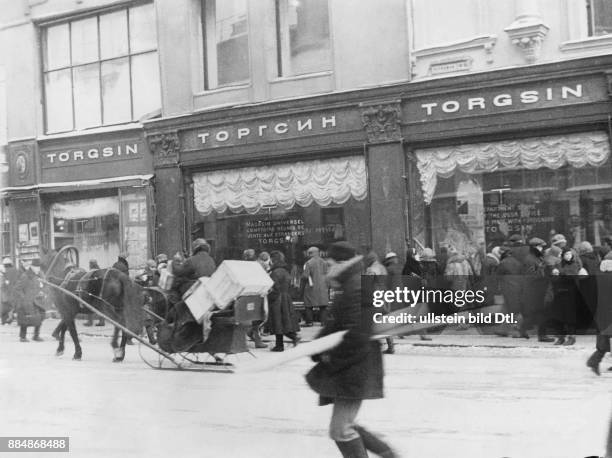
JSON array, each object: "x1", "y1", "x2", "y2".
[
  {"x1": 508, "y1": 234, "x2": 524, "y2": 244},
  {"x1": 328, "y1": 242, "x2": 357, "y2": 262},
  {"x1": 192, "y1": 238, "x2": 210, "y2": 253},
  {"x1": 156, "y1": 253, "x2": 168, "y2": 263},
  {"x1": 2, "y1": 257, "x2": 12, "y2": 265},
  {"x1": 551, "y1": 234, "x2": 567, "y2": 246},
  {"x1": 383, "y1": 251, "x2": 398, "y2": 261},
  {"x1": 528, "y1": 237, "x2": 546, "y2": 247}
]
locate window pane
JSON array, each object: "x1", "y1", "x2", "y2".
[
  {"x1": 101, "y1": 57, "x2": 131, "y2": 124},
  {"x1": 44, "y1": 24, "x2": 70, "y2": 70},
  {"x1": 45, "y1": 69, "x2": 73, "y2": 133},
  {"x1": 71, "y1": 17, "x2": 99, "y2": 65},
  {"x1": 286, "y1": 0, "x2": 331, "y2": 75},
  {"x1": 592, "y1": 0, "x2": 612, "y2": 36},
  {"x1": 129, "y1": 3, "x2": 157, "y2": 53},
  {"x1": 210, "y1": 0, "x2": 250, "y2": 86},
  {"x1": 73, "y1": 63, "x2": 101, "y2": 129},
  {"x1": 131, "y1": 52, "x2": 160, "y2": 120},
  {"x1": 100, "y1": 10, "x2": 128, "y2": 59}
]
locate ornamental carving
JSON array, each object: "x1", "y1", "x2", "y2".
[
  {"x1": 361, "y1": 102, "x2": 402, "y2": 143},
  {"x1": 147, "y1": 132, "x2": 180, "y2": 166}
]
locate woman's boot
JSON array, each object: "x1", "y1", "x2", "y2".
[
  {"x1": 335, "y1": 438, "x2": 368, "y2": 458},
  {"x1": 354, "y1": 425, "x2": 397, "y2": 457},
  {"x1": 587, "y1": 350, "x2": 605, "y2": 376},
  {"x1": 270, "y1": 334, "x2": 284, "y2": 352}
]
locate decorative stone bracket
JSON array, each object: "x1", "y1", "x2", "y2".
[
  {"x1": 504, "y1": 17, "x2": 549, "y2": 64},
  {"x1": 360, "y1": 101, "x2": 402, "y2": 143},
  {"x1": 146, "y1": 131, "x2": 180, "y2": 167}
]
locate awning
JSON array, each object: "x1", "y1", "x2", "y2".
[
  {"x1": 51, "y1": 196, "x2": 119, "y2": 219},
  {"x1": 416, "y1": 132, "x2": 611, "y2": 204},
  {"x1": 0, "y1": 174, "x2": 153, "y2": 196},
  {"x1": 193, "y1": 156, "x2": 367, "y2": 215}
]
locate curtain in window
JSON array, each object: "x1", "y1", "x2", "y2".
[
  {"x1": 51, "y1": 197, "x2": 119, "y2": 219},
  {"x1": 416, "y1": 131, "x2": 611, "y2": 204},
  {"x1": 193, "y1": 156, "x2": 367, "y2": 215}
]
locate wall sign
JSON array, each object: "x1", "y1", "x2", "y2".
[
  {"x1": 406, "y1": 76, "x2": 606, "y2": 122},
  {"x1": 41, "y1": 141, "x2": 144, "y2": 168}
]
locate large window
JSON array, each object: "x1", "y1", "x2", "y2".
[
  {"x1": 42, "y1": 3, "x2": 160, "y2": 134},
  {"x1": 275, "y1": 0, "x2": 331, "y2": 77},
  {"x1": 202, "y1": 0, "x2": 250, "y2": 89},
  {"x1": 587, "y1": 0, "x2": 612, "y2": 36}
]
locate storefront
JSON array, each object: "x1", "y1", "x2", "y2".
[
  {"x1": 403, "y1": 56, "x2": 612, "y2": 258},
  {"x1": 5, "y1": 129, "x2": 154, "y2": 272},
  {"x1": 146, "y1": 98, "x2": 411, "y2": 284}
]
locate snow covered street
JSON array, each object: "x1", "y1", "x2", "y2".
[{"x1": 0, "y1": 319, "x2": 610, "y2": 458}]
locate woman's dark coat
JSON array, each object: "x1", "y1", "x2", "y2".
[
  {"x1": 497, "y1": 251, "x2": 524, "y2": 314},
  {"x1": 267, "y1": 263, "x2": 300, "y2": 335},
  {"x1": 596, "y1": 260, "x2": 612, "y2": 335},
  {"x1": 306, "y1": 256, "x2": 383, "y2": 406},
  {"x1": 522, "y1": 247, "x2": 549, "y2": 317},
  {"x1": 551, "y1": 259, "x2": 580, "y2": 328},
  {"x1": 579, "y1": 251, "x2": 600, "y2": 316},
  {"x1": 14, "y1": 268, "x2": 46, "y2": 327}
]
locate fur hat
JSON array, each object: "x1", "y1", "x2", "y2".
[{"x1": 328, "y1": 242, "x2": 357, "y2": 262}]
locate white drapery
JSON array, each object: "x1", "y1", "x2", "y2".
[
  {"x1": 416, "y1": 131, "x2": 611, "y2": 204},
  {"x1": 193, "y1": 156, "x2": 368, "y2": 215},
  {"x1": 51, "y1": 197, "x2": 119, "y2": 219}
]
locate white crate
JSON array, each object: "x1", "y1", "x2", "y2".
[
  {"x1": 183, "y1": 277, "x2": 215, "y2": 323},
  {"x1": 205, "y1": 261, "x2": 273, "y2": 309},
  {"x1": 158, "y1": 268, "x2": 174, "y2": 290}
]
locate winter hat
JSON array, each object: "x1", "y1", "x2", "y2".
[
  {"x1": 576, "y1": 241, "x2": 594, "y2": 255},
  {"x1": 328, "y1": 241, "x2": 357, "y2": 262},
  {"x1": 508, "y1": 234, "x2": 524, "y2": 245},
  {"x1": 528, "y1": 237, "x2": 546, "y2": 247},
  {"x1": 421, "y1": 248, "x2": 436, "y2": 261},
  {"x1": 383, "y1": 251, "x2": 398, "y2": 262},
  {"x1": 544, "y1": 246, "x2": 562, "y2": 258},
  {"x1": 551, "y1": 234, "x2": 567, "y2": 246}
]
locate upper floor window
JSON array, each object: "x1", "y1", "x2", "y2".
[
  {"x1": 275, "y1": 0, "x2": 331, "y2": 77},
  {"x1": 42, "y1": 3, "x2": 160, "y2": 134},
  {"x1": 587, "y1": 0, "x2": 612, "y2": 36},
  {"x1": 202, "y1": 0, "x2": 250, "y2": 89}
]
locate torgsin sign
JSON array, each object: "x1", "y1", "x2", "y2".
[{"x1": 42, "y1": 142, "x2": 142, "y2": 167}]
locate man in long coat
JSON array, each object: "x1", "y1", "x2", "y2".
[
  {"x1": 1, "y1": 257, "x2": 19, "y2": 325},
  {"x1": 302, "y1": 246, "x2": 329, "y2": 326},
  {"x1": 14, "y1": 259, "x2": 47, "y2": 342},
  {"x1": 306, "y1": 242, "x2": 395, "y2": 458}
]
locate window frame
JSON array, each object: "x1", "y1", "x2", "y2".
[
  {"x1": 586, "y1": 0, "x2": 612, "y2": 37},
  {"x1": 274, "y1": 0, "x2": 333, "y2": 78},
  {"x1": 201, "y1": 0, "x2": 251, "y2": 91},
  {"x1": 39, "y1": 1, "x2": 159, "y2": 135}
]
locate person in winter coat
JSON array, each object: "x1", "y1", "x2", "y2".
[
  {"x1": 172, "y1": 239, "x2": 216, "y2": 296},
  {"x1": 402, "y1": 246, "x2": 422, "y2": 277},
  {"x1": 587, "y1": 252, "x2": 612, "y2": 375},
  {"x1": 497, "y1": 247, "x2": 524, "y2": 337},
  {"x1": 382, "y1": 252, "x2": 403, "y2": 353},
  {"x1": 14, "y1": 259, "x2": 47, "y2": 342},
  {"x1": 1, "y1": 257, "x2": 19, "y2": 325},
  {"x1": 419, "y1": 248, "x2": 447, "y2": 315},
  {"x1": 306, "y1": 241, "x2": 395, "y2": 458},
  {"x1": 577, "y1": 241, "x2": 599, "y2": 319},
  {"x1": 302, "y1": 246, "x2": 329, "y2": 326},
  {"x1": 444, "y1": 246, "x2": 474, "y2": 294},
  {"x1": 521, "y1": 238, "x2": 554, "y2": 342},
  {"x1": 364, "y1": 251, "x2": 393, "y2": 355},
  {"x1": 112, "y1": 252, "x2": 130, "y2": 275},
  {"x1": 268, "y1": 250, "x2": 300, "y2": 352},
  {"x1": 550, "y1": 248, "x2": 581, "y2": 345}
]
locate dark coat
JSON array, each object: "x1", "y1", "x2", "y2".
[
  {"x1": 112, "y1": 257, "x2": 129, "y2": 275},
  {"x1": 579, "y1": 252, "x2": 600, "y2": 315},
  {"x1": 596, "y1": 265, "x2": 612, "y2": 335},
  {"x1": 302, "y1": 256, "x2": 329, "y2": 307},
  {"x1": 267, "y1": 263, "x2": 300, "y2": 335},
  {"x1": 306, "y1": 256, "x2": 383, "y2": 405},
  {"x1": 522, "y1": 247, "x2": 549, "y2": 316},
  {"x1": 551, "y1": 261, "x2": 580, "y2": 326},
  {"x1": 497, "y1": 252, "x2": 523, "y2": 314},
  {"x1": 173, "y1": 251, "x2": 216, "y2": 295},
  {"x1": 14, "y1": 268, "x2": 46, "y2": 327},
  {"x1": 1, "y1": 266, "x2": 20, "y2": 305}
]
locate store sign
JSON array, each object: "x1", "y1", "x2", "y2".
[
  {"x1": 407, "y1": 77, "x2": 605, "y2": 122},
  {"x1": 246, "y1": 218, "x2": 305, "y2": 245},
  {"x1": 41, "y1": 141, "x2": 144, "y2": 168},
  {"x1": 185, "y1": 113, "x2": 342, "y2": 149}
]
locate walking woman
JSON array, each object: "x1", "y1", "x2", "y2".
[
  {"x1": 306, "y1": 242, "x2": 396, "y2": 458},
  {"x1": 267, "y1": 250, "x2": 300, "y2": 352},
  {"x1": 551, "y1": 248, "x2": 581, "y2": 345}
]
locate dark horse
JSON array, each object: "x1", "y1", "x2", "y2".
[{"x1": 78, "y1": 268, "x2": 146, "y2": 362}]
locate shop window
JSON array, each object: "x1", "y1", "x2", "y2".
[
  {"x1": 275, "y1": 0, "x2": 331, "y2": 77},
  {"x1": 414, "y1": 132, "x2": 612, "y2": 256},
  {"x1": 587, "y1": 0, "x2": 612, "y2": 36},
  {"x1": 42, "y1": 3, "x2": 160, "y2": 134},
  {"x1": 202, "y1": 0, "x2": 250, "y2": 89}
]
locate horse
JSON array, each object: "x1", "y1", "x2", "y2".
[
  {"x1": 43, "y1": 247, "x2": 87, "y2": 360},
  {"x1": 78, "y1": 268, "x2": 146, "y2": 362}
]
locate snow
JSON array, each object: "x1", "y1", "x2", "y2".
[{"x1": 0, "y1": 319, "x2": 610, "y2": 458}]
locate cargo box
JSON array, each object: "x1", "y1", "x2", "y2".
[
  {"x1": 183, "y1": 277, "x2": 215, "y2": 323},
  {"x1": 205, "y1": 261, "x2": 273, "y2": 309}
]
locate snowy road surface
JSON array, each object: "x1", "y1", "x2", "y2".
[{"x1": 0, "y1": 320, "x2": 610, "y2": 458}]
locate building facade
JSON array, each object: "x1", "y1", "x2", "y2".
[{"x1": 1, "y1": 0, "x2": 612, "y2": 273}]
